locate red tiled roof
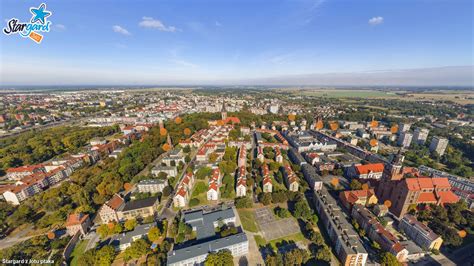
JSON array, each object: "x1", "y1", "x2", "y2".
[
  {"x1": 417, "y1": 192, "x2": 437, "y2": 203},
  {"x1": 431, "y1": 178, "x2": 451, "y2": 188},
  {"x1": 223, "y1": 117, "x2": 241, "y2": 124},
  {"x1": 406, "y1": 177, "x2": 452, "y2": 191},
  {"x1": 106, "y1": 195, "x2": 124, "y2": 210},
  {"x1": 437, "y1": 191, "x2": 459, "y2": 204},
  {"x1": 65, "y1": 213, "x2": 89, "y2": 227},
  {"x1": 355, "y1": 163, "x2": 384, "y2": 175},
  {"x1": 341, "y1": 189, "x2": 375, "y2": 204},
  {"x1": 263, "y1": 177, "x2": 272, "y2": 185},
  {"x1": 177, "y1": 187, "x2": 187, "y2": 197},
  {"x1": 417, "y1": 178, "x2": 434, "y2": 189},
  {"x1": 6, "y1": 164, "x2": 43, "y2": 173},
  {"x1": 209, "y1": 182, "x2": 218, "y2": 191}
]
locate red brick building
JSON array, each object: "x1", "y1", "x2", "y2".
[{"x1": 379, "y1": 177, "x2": 458, "y2": 219}]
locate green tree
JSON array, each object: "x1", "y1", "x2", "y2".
[
  {"x1": 204, "y1": 249, "x2": 234, "y2": 266},
  {"x1": 123, "y1": 238, "x2": 149, "y2": 262},
  {"x1": 196, "y1": 167, "x2": 213, "y2": 180},
  {"x1": 189, "y1": 198, "x2": 200, "y2": 207},
  {"x1": 148, "y1": 227, "x2": 161, "y2": 242},
  {"x1": 124, "y1": 219, "x2": 137, "y2": 231},
  {"x1": 235, "y1": 197, "x2": 253, "y2": 208},
  {"x1": 258, "y1": 193, "x2": 272, "y2": 205},
  {"x1": 97, "y1": 224, "x2": 110, "y2": 239},
  {"x1": 350, "y1": 179, "x2": 363, "y2": 190},
  {"x1": 380, "y1": 252, "x2": 400, "y2": 266},
  {"x1": 95, "y1": 245, "x2": 116, "y2": 265},
  {"x1": 315, "y1": 244, "x2": 332, "y2": 262},
  {"x1": 293, "y1": 199, "x2": 313, "y2": 220}
]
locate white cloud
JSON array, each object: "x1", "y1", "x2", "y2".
[
  {"x1": 54, "y1": 24, "x2": 66, "y2": 31},
  {"x1": 112, "y1": 25, "x2": 131, "y2": 35},
  {"x1": 170, "y1": 59, "x2": 198, "y2": 68},
  {"x1": 139, "y1": 17, "x2": 177, "y2": 32},
  {"x1": 368, "y1": 16, "x2": 384, "y2": 25}
]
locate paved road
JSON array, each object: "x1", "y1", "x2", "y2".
[{"x1": 0, "y1": 228, "x2": 45, "y2": 250}]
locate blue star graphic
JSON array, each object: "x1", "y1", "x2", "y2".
[{"x1": 30, "y1": 3, "x2": 51, "y2": 24}]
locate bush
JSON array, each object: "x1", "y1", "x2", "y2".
[
  {"x1": 189, "y1": 198, "x2": 200, "y2": 207},
  {"x1": 235, "y1": 197, "x2": 253, "y2": 208},
  {"x1": 274, "y1": 207, "x2": 290, "y2": 218}
]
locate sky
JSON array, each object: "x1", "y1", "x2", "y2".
[{"x1": 0, "y1": 0, "x2": 473, "y2": 86}]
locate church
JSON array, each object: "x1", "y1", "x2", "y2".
[{"x1": 208, "y1": 99, "x2": 241, "y2": 125}]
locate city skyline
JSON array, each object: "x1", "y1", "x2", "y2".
[{"x1": 1, "y1": 0, "x2": 473, "y2": 86}]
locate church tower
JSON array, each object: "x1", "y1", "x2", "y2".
[
  {"x1": 221, "y1": 98, "x2": 227, "y2": 121},
  {"x1": 377, "y1": 149, "x2": 405, "y2": 201},
  {"x1": 167, "y1": 133, "x2": 172, "y2": 147}
]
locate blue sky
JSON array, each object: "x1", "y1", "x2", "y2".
[{"x1": 0, "y1": 0, "x2": 473, "y2": 86}]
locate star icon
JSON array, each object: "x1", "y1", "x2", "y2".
[{"x1": 30, "y1": 3, "x2": 51, "y2": 24}]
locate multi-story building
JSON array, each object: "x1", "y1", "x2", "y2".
[
  {"x1": 301, "y1": 164, "x2": 323, "y2": 191},
  {"x1": 98, "y1": 194, "x2": 158, "y2": 223},
  {"x1": 275, "y1": 147, "x2": 283, "y2": 163},
  {"x1": 313, "y1": 187, "x2": 368, "y2": 266},
  {"x1": 98, "y1": 194, "x2": 125, "y2": 223},
  {"x1": 236, "y1": 166, "x2": 247, "y2": 197},
  {"x1": 207, "y1": 182, "x2": 219, "y2": 200},
  {"x1": 378, "y1": 177, "x2": 458, "y2": 219},
  {"x1": 413, "y1": 128, "x2": 429, "y2": 145},
  {"x1": 256, "y1": 146, "x2": 265, "y2": 162},
  {"x1": 65, "y1": 213, "x2": 91, "y2": 236},
  {"x1": 174, "y1": 172, "x2": 195, "y2": 207},
  {"x1": 168, "y1": 207, "x2": 248, "y2": 266},
  {"x1": 429, "y1": 137, "x2": 448, "y2": 156},
  {"x1": 109, "y1": 223, "x2": 154, "y2": 251},
  {"x1": 238, "y1": 145, "x2": 247, "y2": 167},
  {"x1": 397, "y1": 132, "x2": 413, "y2": 148},
  {"x1": 137, "y1": 179, "x2": 168, "y2": 194},
  {"x1": 151, "y1": 165, "x2": 177, "y2": 178},
  {"x1": 351, "y1": 204, "x2": 408, "y2": 262},
  {"x1": 339, "y1": 189, "x2": 378, "y2": 210},
  {"x1": 282, "y1": 165, "x2": 299, "y2": 192},
  {"x1": 346, "y1": 163, "x2": 384, "y2": 180},
  {"x1": 118, "y1": 197, "x2": 158, "y2": 221},
  {"x1": 261, "y1": 164, "x2": 273, "y2": 193},
  {"x1": 5, "y1": 164, "x2": 45, "y2": 181},
  {"x1": 398, "y1": 123, "x2": 411, "y2": 134},
  {"x1": 399, "y1": 214, "x2": 443, "y2": 251}
]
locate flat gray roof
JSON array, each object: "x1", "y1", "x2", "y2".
[{"x1": 167, "y1": 232, "x2": 248, "y2": 264}]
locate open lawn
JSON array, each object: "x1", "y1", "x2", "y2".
[
  {"x1": 295, "y1": 89, "x2": 397, "y2": 99},
  {"x1": 237, "y1": 209, "x2": 259, "y2": 233},
  {"x1": 69, "y1": 240, "x2": 88, "y2": 266},
  {"x1": 267, "y1": 232, "x2": 306, "y2": 249},
  {"x1": 254, "y1": 235, "x2": 266, "y2": 247}
]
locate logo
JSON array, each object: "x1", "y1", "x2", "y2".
[{"x1": 3, "y1": 3, "x2": 52, "y2": 44}]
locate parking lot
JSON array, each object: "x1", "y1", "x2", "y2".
[{"x1": 255, "y1": 207, "x2": 300, "y2": 241}]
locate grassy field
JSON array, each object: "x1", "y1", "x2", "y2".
[
  {"x1": 237, "y1": 209, "x2": 259, "y2": 233},
  {"x1": 282, "y1": 88, "x2": 474, "y2": 105},
  {"x1": 268, "y1": 232, "x2": 306, "y2": 249},
  {"x1": 293, "y1": 89, "x2": 398, "y2": 98},
  {"x1": 254, "y1": 235, "x2": 266, "y2": 247},
  {"x1": 69, "y1": 240, "x2": 88, "y2": 266}
]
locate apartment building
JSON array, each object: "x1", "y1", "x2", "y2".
[
  {"x1": 352, "y1": 204, "x2": 408, "y2": 262},
  {"x1": 399, "y1": 214, "x2": 443, "y2": 251},
  {"x1": 313, "y1": 187, "x2": 368, "y2": 266},
  {"x1": 137, "y1": 179, "x2": 168, "y2": 194},
  {"x1": 347, "y1": 163, "x2": 384, "y2": 180},
  {"x1": 429, "y1": 137, "x2": 448, "y2": 156}
]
